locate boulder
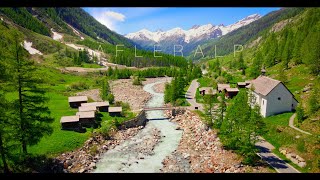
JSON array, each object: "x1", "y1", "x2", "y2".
[{"x1": 298, "y1": 161, "x2": 306, "y2": 168}]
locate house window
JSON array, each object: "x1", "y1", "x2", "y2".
[
  {"x1": 262, "y1": 100, "x2": 264, "y2": 105},
  {"x1": 278, "y1": 97, "x2": 281, "y2": 100}
]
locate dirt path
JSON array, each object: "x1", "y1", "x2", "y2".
[{"x1": 289, "y1": 113, "x2": 312, "y2": 135}]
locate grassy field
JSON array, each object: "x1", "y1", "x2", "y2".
[
  {"x1": 28, "y1": 92, "x2": 91, "y2": 156},
  {"x1": 25, "y1": 65, "x2": 142, "y2": 157},
  {"x1": 263, "y1": 112, "x2": 320, "y2": 173}
]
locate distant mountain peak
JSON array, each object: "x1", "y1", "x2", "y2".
[
  {"x1": 191, "y1": 25, "x2": 200, "y2": 29},
  {"x1": 125, "y1": 13, "x2": 261, "y2": 55}
]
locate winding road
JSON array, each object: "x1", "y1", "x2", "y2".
[
  {"x1": 255, "y1": 137, "x2": 300, "y2": 173},
  {"x1": 185, "y1": 79, "x2": 203, "y2": 111}
]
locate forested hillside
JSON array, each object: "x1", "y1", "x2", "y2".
[
  {"x1": 201, "y1": 8, "x2": 320, "y2": 172},
  {"x1": 0, "y1": 8, "x2": 51, "y2": 36},
  {"x1": 54, "y1": 8, "x2": 134, "y2": 47},
  {"x1": 190, "y1": 8, "x2": 304, "y2": 60}
]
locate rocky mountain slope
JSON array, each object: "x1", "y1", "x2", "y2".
[{"x1": 125, "y1": 14, "x2": 261, "y2": 56}]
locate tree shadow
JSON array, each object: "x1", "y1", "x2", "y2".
[{"x1": 7, "y1": 154, "x2": 65, "y2": 173}]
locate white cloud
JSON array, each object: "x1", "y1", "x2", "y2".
[
  {"x1": 105, "y1": 11, "x2": 125, "y2": 21},
  {"x1": 91, "y1": 10, "x2": 126, "y2": 32}
]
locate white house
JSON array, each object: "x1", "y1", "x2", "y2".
[{"x1": 246, "y1": 75, "x2": 298, "y2": 117}]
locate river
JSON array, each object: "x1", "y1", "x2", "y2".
[{"x1": 93, "y1": 79, "x2": 183, "y2": 173}]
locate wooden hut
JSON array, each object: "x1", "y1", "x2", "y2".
[
  {"x1": 217, "y1": 84, "x2": 230, "y2": 93},
  {"x1": 79, "y1": 106, "x2": 97, "y2": 112},
  {"x1": 199, "y1": 87, "x2": 217, "y2": 96},
  {"x1": 68, "y1": 96, "x2": 88, "y2": 108},
  {"x1": 109, "y1": 107, "x2": 122, "y2": 116},
  {"x1": 76, "y1": 111, "x2": 96, "y2": 126},
  {"x1": 60, "y1": 115, "x2": 80, "y2": 130},
  {"x1": 237, "y1": 82, "x2": 247, "y2": 88},
  {"x1": 225, "y1": 88, "x2": 239, "y2": 99},
  {"x1": 81, "y1": 101, "x2": 110, "y2": 112}
]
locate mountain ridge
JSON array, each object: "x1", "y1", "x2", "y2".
[{"x1": 125, "y1": 13, "x2": 261, "y2": 56}]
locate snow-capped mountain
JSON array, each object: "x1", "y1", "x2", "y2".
[{"x1": 125, "y1": 14, "x2": 261, "y2": 55}]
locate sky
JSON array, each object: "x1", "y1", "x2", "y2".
[{"x1": 83, "y1": 8, "x2": 280, "y2": 35}]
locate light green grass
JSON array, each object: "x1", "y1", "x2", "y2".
[
  {"x1": 263, "y1": 112, "x2": 319, "y2": 172},
  {"x1": 28, "y1": 92, "x2": 90, "y2": 156},
  {"x1": 82, "y1": 63, "x2": 103, "y2": 68}
]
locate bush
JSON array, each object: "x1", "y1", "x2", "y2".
[
  {"x1": 98, "y1": 120, "x2": 116, "y2": 138},
  {"x1": 121, "y1": 102, "x2": 131, "y2": 112},
  {"x1": 107, "y1": 94, "x2": 114, "y2": 104},
  {"x1": 296, "y1": 105, "x2": 305, "y2": 123},
  {"x1": 66, "y1": 82, "x2": 89, "y2": 91},
  {"x1": 132, "y1": 76, "x2": 142, "y2": 86}
]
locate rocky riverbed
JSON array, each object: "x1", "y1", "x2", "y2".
[
  {"x1": 55, "y1": 126, "x2": 143, "y2": 173},
  {"x1": 76, "y1": 89, "x2": 102, "y2": 102},
  {"x1": 93, "y1": 78, "x2": 182, "y2": 172},
  {"x1": 161, "y1": 110, "x2": 273, "y2": 173},
  {"x1": 110, "y1": 77, "x2": 171, "y2": 112}
]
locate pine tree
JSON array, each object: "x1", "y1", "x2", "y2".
[
  {"x1": 220, "y1": 90, "x2": 265, "y2": 164},
  {"x1": 12, "y1": 38, "x2": 54, "y2": 155},
  {"x1": 214, "y1": 91, "x2": 226, "y2": 129},
  {"x1": 278, "y1": 63, "x2": 288, "y2": 84}
]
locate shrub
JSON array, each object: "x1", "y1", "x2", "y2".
[
  {"x1": 107, "y1": 94, "x2": 114, "y2": 104},
  {"x1": 132, "y1": 76, "x2": 142, "y2": 86},
  {"x1": 296, "y1": 105, "x2": 305, "y2": 123},
  {"x1": 98, "y1": 120, "x2": 116, "y2": 138},
  {"x1": 89, "y1": 145, "x2": 99, "y2": 156},
  {"x1": 67, "y1": 82, "x2": 89, "y2": 91}
]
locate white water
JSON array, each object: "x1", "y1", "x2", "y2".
[{"x1": 93, "y1": 79, "x2": 182, "y2": 173}]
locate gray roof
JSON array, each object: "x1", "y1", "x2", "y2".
[
  {"x1": 217, "y1": 84, "x2": 230, "y2": 91},
  {"x1": 108, "y1": 107, "x2": 122, "y2": 113},
  {"x1": 68, "y1": 96, "x2": 88, "y2": 103},
  {"x1": 76, "y1": 111, "x2": 95, "y2": 118},
  {"x1": 246, "y1": 76, "x2": 281, "y2": 96},
  {"x1": 60, "y1": 116, "x2": 79, "y2": 123},
  {"x1": 81, "y1": 101, "x2": 109, "y2": 107},
  {"x1": 79, "y1": 106, "x2": 97, "y2": 112},
  {"x1": 226, "y1": 88, "x2": 239, "y2": 92}
]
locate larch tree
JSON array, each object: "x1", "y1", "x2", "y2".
[{"x1": 11, "y1": 37, "x2": 54, "y2": 155}]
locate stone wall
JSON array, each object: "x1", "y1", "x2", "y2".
[{"x1": 118, "y1": 110, "x2": 148, "y2": 130}]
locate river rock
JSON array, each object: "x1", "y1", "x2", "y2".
[
  {"x1": 89, "y1": 162, "x2": 96, "y2": 169},
  {"x1": 78, "y1": 168, "x2": 86, "y2": 173}
]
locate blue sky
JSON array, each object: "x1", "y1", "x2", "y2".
[{"x1": 83, "y1": 8, "x2": 280, "y2": 35}]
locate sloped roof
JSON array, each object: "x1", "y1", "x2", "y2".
[
  {"x1": 68, "y1": 96, "x2": 88, "y2": 102},
  {"x1": 109, "y1": 107, "x2": 122, "y2": 113},
  {"x1": 60, "y1": 116, "x2": 79, "y2": 123},
  {"x1": 81, "y1": 101, "x2": 110, "y2": 107},
  {"x1": 199, "y1": 87, "x2": 217, "y2": 95},
  {"x1": 217, "y1": 84, "x2": 230, "y2": 91},
  {"x1": 76, "y1": 111, "x2": 95, "y2": 118},
  {"x1": 237, "y1": 82, "x2": 247, "y2": 86},
  {"x1": 79, "y1": 106, "x2": 97, "y2": 112},
  {"x1": 246, "y1": 76, "x2": 281, "y2": 96},
  {"x1": 226, "y1": 88, "x2": 239, "y2": 92}
]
